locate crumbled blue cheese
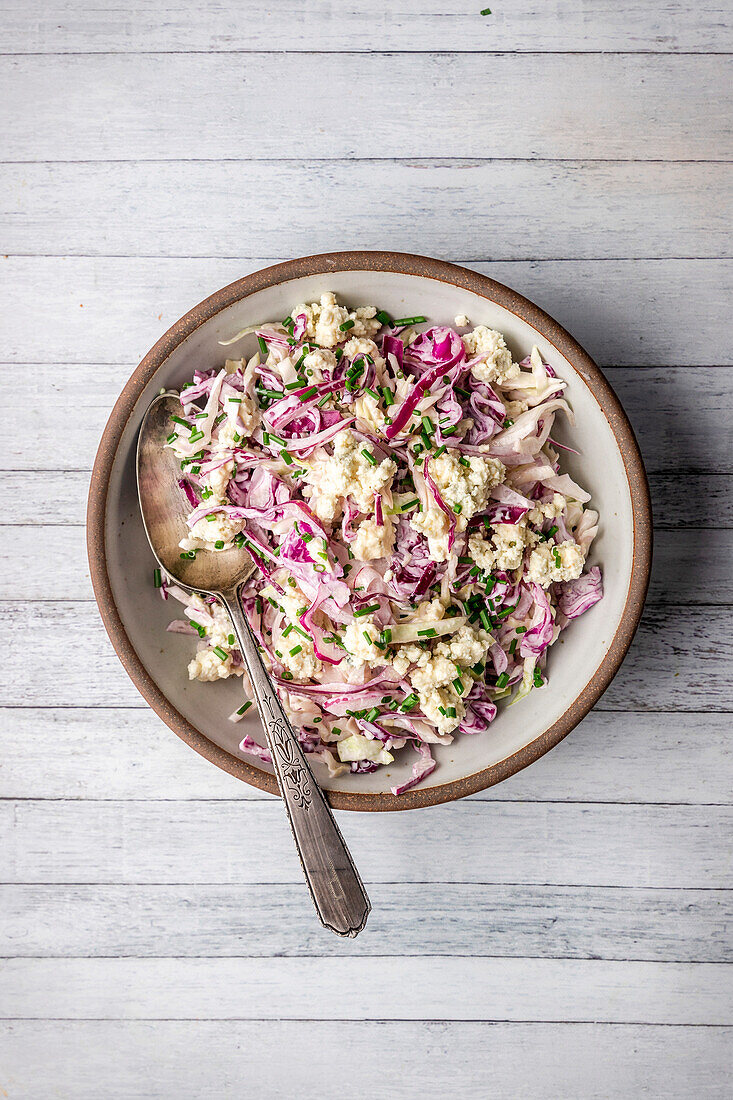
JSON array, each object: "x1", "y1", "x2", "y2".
[
  {"x1": 302, "y1": 429, "x2": 397, "y2": 522},
  {"x1": 291, "y1": 292, "x2": 381, "y2": 347},
  {"x1": 411, "y1": 450, "x2": 506, "y2": 561},
  {"x1": 464, "y1": 325, "x2": 520, "y2": 385},
  {"x1": 351, "y1": 516, "x2": 395, "y2": 560},
  {"x1": 527, "y1": 540, "x2": 586, "y2": 587},
  {"x1": 342, "y1": 618, "x2": 382, "y2": 663}
]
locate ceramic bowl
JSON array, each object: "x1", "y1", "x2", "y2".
[{"x1": 87, "y1": 251, "x2": 652, "y2": 810}]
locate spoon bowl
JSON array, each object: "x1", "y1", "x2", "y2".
[{"x1": 137, "y1": 393, "x2": 255, "y2": 593}]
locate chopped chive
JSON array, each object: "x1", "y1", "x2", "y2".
[
  {"x1": 442, "y1": 425, "x2": 458, "y2": 437},
  {"x1": 212, "y1": 646, "x2": 228, "y2": 661},
  {"x1": 257, "y1": 336, "x2": 268, "y2": 356},
  {"x1": 257, "y1": 388, "x2": 283, "y2": 400},
  {"x1": 400, "y1": 693, "x2": 419, "y2": 712},
  {"x1": 458, "y1": 556, "x2": 473, "y2": 565},
  {"x1": 261, "y1": 431, "x2": 270, "y2": 446},
  {"x1": 228, "y1": 634, "x2": 236, "y2": 646},
  {"x1": 339, "y1": 319, "x2": 355, "y2": 331},
  {"x1": 509, "y1": 638, "x2": 517, "y2": 654},
  {"x1": 479, "y1": 609, "x2": 492, "y2": 631},
  {"x1": 285, "y1": 379, "x2": 307, "y2": 391},
  {"x1": 234, "y1": 533, "x2": 246, "y2": 547},
  {"x1": 153, "y1": 568, "x2": 162, "y2": 587},
  {"x1": 298, "y1": 386, "x2": 318, "y2": 402},
  {"x1": 421, "y1": 416, "x2": 434, "y2": 435},
  {"x1": 170, "y1": 415, "x2": 190, "y2": 429},
  {"x1": 533, "y1": 668, "x2": 544, "y2": 687},
  {"x1": 452, "y1": 676, "x2": 465, "y2": 695},
  {"x1": 334, "y1": 348, "x2": 343, "y2": 361},
  {"x1": 214, "y1": 540, "x2": 224, "y2": 549},
  {"x1": 317, "y1": 395, "x2": 330, "y2": 407},
  {"x1": 548, "y1": 524, "x2": 559, "y2": 539},
  {"x1": 365, "y1": 387, "x2": 380, "y2": 401},
  {"x1": 375, "y1": 309, "x2": 391, "y2": 325},
  {"x1": 289, "y1": 644, "x2": 302, "y2": 656},
  {"x1": 495, "y1": 672, "x2": 509, "y2": 689},
  {"x1": 433, "y1": 445, "x2": 447, "y2": 458},
  {"x1": 280, "y1": 450, "x2": 293, "y2": 465},
  {"x1": 354, "y1": 603, "x2": 380, "y2": 617},
  {"x1": 481, "y1": 7, "x2": 492, "y2": 14},
  {"x1": 401, "y1": 499, "x2": 419, "y2": 511},
  {"x1": 393, "y1": 315, "x2": 426, "y2": 325},
  {"x1": 496, "y1": 603, "x2": 517, "y2": 620},
  {"x1": 458, "y1": 456, "x2": 470, "y2": 468},
  {"x1": 362, "y1": 630, "x2": 376, "y2": 647},
  {"x1": 382, "y1": 386, "x2": 395, "y2": 406},
  {"x1": 332, "y1": 726, "x2": 342, "y2": 735},
  {"x1": 268, "y1": 433, "x2": 285, "y2": 446},
  {"x1": 282, "y1": 624, "x2": 293, "y2": 638},
  {"x1": 438, "y1": 705, "x2": 446, "y2": 716},
  {"x1": 236, "y1": 701, "x2": 253, "y2": 715},
  {"x1": 484, "y1": 576, "x2": 496, "y2": 594},
  {"x1": 453, "y1": 502, "x2": 463, "y2": 515},
  {"x1": 226, "y1": 396, "x2": 244, "y2": 403},
  {"x1": 417, "y1": 627, "x2": 437, "y2": 637},
  {"x1": 470, "y1": 565, "x2": 480, "y2": 577},
  {"x1": 189, "y1": 430, "x2": 204, "y2": 443},
  {"x1": 503, "y1": 418, "x2": 514, "y2": 428},
  {"x1": 471, "y1": 661, "x2": 485, "y2": 675},
  {"x1": 553, "y1": 548, "x2": 562, "y2": 567},
  {"x1": 361, "y1": 448, "x2": 377, "y2": 467},
  {"x1": 380, "y1": 628, "x2": 392, "y2": 645},
  {"x1": 166, "y1": 432, "x2": 177, "y2": 444}
]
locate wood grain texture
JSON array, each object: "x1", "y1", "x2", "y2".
[
  {"x1": 2, "y1": 0, "x2": 732, "y2": 1087},
  {"x1": 4, "y1": 160, "x2": 730, "y2": 260},
  {"x1": 3, "y1": 54, "x2": 731, "y2": 161},
  {"x1": 4, "y1": 799, "x2": 730, "y2": 888},
  {"x1": 2, "y1": 883, "x2": 729, "y2": 961},
  {"x1": 3, "y1": 707, "x2": 731, "y2": 803},
  {"x1": 1, "y1": 526, "x2": 731, "y2": 605},
  {"x1": 0, "y1": 1021, "x2": 729, "y2": 1100},
  {"x1": 8, "y1": 0, "x2": 733, "y2": 54},
  {"x1": 3, "y1": 256, "x2": 730, "y2": 366},
  {"x1": 2, "y1": 956, "x2": 730, "y2": 1023},
  {"x1": 0, "y1": 600, "x2": 730, "y2": 711},
  {"x1": 4, "y1": 363, "x2": 732, "y2": 473}
]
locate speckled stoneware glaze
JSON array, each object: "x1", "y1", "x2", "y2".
[{"x1": 87, "y1": 251, "x2": 652, "y2": 810}]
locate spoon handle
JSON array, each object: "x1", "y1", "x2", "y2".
[{"x1": 222, "y1": 590, "x2": 371, "y2": 938}]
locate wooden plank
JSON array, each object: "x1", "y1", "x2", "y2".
[
  {"x1": 4, "y1": 363, "x2": 731, "y2": 475},
  {"x1": 1, "y1": 956, "x2": 730, "y2": 1023},
  {"x1": 0, "y1": 1021, "x2": 729, "y2": 1100},
  {"x1": 3, "y1": 54, "x2": 730, "y2": 161},
  {"x1": 4, "y1": 160, "x2": 729, "y2": 260},
  {"x1": 3, "y1": 799, "x2": 730, "y2": 888},
  {"x1": 2, "y1": 707, "x2": 731, "y2": 805},
  {"x1": 8, "y1": 0, "x2": 732, "y2": 54},
  {"x1": 1, "y1": 883, "x2": 728, "y2": 961},
  {"x1": 2, "y1": 470, "x2": 732, "y2": 530},
  {"x1": 2, "y1": 257, "x2": 730, "y2": 367},
  {"x1": 0, "y1": 601, "x2": 730, "y2": 711},
  {"x1": 3, "y1": 526, "x2": 732, "y2": 607}
]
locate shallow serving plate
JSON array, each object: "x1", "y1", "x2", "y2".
[{"x1": 87, "y1": 251, "x2": 652, "y2": 810}]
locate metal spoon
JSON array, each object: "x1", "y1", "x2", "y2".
[{"x1": 137, "y1": 392, "x2": 371, "y2": 937}]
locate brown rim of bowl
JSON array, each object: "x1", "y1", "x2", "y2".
[{"x1": 87, "y1": 250, "x2": 652, "y2": 812}]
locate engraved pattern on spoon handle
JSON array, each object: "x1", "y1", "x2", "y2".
[{"x1": 223, "y1": 590, "x2": 371, "y2": 938}]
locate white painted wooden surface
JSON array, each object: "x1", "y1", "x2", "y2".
[{"x1": 0, "y1": 1, "x2": 731, "y2": 1096}]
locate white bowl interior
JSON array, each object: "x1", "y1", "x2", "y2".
[{"x1": 105, "y1": 269, "x2": 633, "y2": 797}]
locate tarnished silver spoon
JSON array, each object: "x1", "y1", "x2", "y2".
[{"x1": 137, "y1": 392, "x2": 371, "y2": 937}]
